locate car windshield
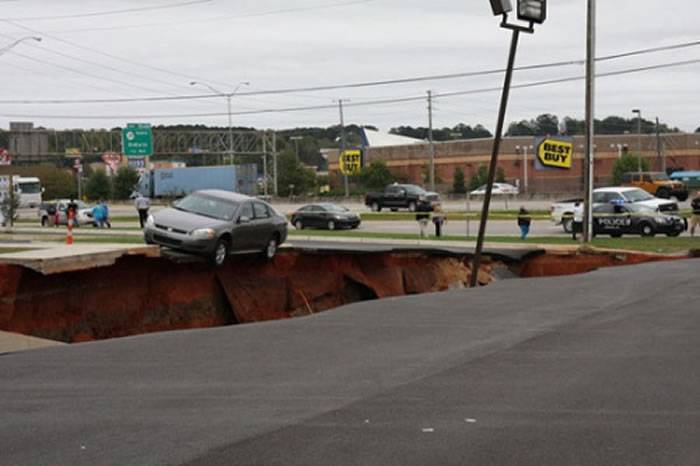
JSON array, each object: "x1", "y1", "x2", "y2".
[
  {"x1": 404, "y1": 185, "x2": 426, "y2": 195},
  {"x1": 174, "y1": 193, "x2": 239, "y2": 221},
  {"x1": 19, "y1": 181, "x2": 41, "y2": 194},
  {"x1": 322, "y1": 204, "x2": 348, "y2": 213},
  {"x1": 623, "y1": 189, "x2": 654, "y2": 202}
]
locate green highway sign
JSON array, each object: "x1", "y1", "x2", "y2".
[{"x1": 122, "y1": 123, "x2": 153, "y2": 157}]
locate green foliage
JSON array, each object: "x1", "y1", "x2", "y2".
[
  {"x1": 277, "y1": 150, "x2": 317, "y2": 196},
  {"x1": 469, "y1": 165, "x2": 489, "y2": 190},
  {"x1": 452, "y1": 167, "x2": 466, "y2": 194},
  {"x1": 359, "y1": 160, "x2": 394, "y2": 191},
  {"x1": 85, "y1": 169, "x2": 112, "y2": 200},
  {"x1": 112, "y1": 166, "x2": 140, "y2": 200},
  {"x1": 390, "y1": 123, "x2": 492, "y2": 141},
  {"x1": 0, "y1": 192, "x2": 20, "y2": 226},
  {"x1": 496, "y1": 166, "x2": 506, "y2": 183},
  {"x1": 506, "y1": 114, "x2": 679, "y2": 136},
  {"x1": 0, "y1": 164, "x2": 77, "y2": 200},
  {"x1": 612, "y1": 152, "x2": 651, "y2": 185}
]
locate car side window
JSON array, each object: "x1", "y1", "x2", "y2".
[
  {"x1": 592, "y1": 193, "x2": 605, "y2": 203},
  {"x1": 642, "y1": 174, "x2": 652, "y2": 182},
  {"x1": 253, "y1": 202, "x2": 270, "y2": 219},
  {"x1": 386, "y1": 186, "x2": 399, "y2": 194},
  {"x1": 239, "y1": 202, "x2": 253, "y2": 220}
]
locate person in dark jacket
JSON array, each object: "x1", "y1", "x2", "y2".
[
  {"x1": 517, "y1": 207, "x2": 531, "y2": 240},
  {"x1": 432, "y1": 203, "x2": 446, "y2": 238},
  {"x1": 691, "y1": 191, "x2": 700, "y2": 236}
]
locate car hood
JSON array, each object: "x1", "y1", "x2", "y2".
[
  {"x1": 634, "y1": 198, "x2": 676, "y2": 208},
  {"x1": 153, "y1": 207, "x2": 229, "y2": 231}
]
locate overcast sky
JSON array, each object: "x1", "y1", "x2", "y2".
[{"x1": 0, "y1": 0, "x2": 698, "y2": 133}]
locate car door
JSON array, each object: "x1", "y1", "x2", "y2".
[
  {"x1": 384, "y1": 186, "x2": 400, "y2": 207},
  {"x1": 232, "y1": 201, "x2": 255, "y2": 251},
  {"x1": 307, "y1": 205, "x2": 323, "y2": 227},
  {"x1": 251, "y1": 201, "x2": 274, "y2": 249}
]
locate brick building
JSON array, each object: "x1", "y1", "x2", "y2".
[{"x1": 328, "y1": 132, "x2": 700, "y2": 194}]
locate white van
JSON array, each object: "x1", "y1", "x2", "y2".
[{"x1": 16, "y1": 177, "x2": 43, "y2": 208}]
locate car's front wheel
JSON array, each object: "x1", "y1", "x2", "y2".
[
  {"x1": 371, "y1": 202, "x2": 380, "y2": 212},
  {"x1": 327, "y1": 220, "x2": 336, "y2": 230},
  {"x1": 408, "y1": 201, "x2": 417, "y2": 212},
  {"x1": 211, "y1": 238, "x2": 229, "y2": 266},
  {"x1": 294, "y1": 219, "x2": 304, "y2": 230},
  {"x1": 656, "y1": 188, "x2": 670, "y2": 199},
  {"x1": 666, "y1": 231, "x2": 681, "y2": 237},
  {"x1": 562, "y1": 215, "x2": 573, "y2": 233},
  {"x1": 640, "y1": 222, "x2": 655, "y2": 237},
  {"x1": 263, "y1": 236, "x2": 279, "y2": 260}
]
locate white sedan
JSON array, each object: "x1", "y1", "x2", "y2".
[{"x1": 470, "y1": 183, "x2": 520, "y2": 196}]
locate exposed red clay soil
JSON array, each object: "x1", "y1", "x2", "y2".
[{"x1": 0, "y1": 249, "x2": 689, "y2": 343}]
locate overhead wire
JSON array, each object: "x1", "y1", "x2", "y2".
[
  {"x1": 2, "y1": 39, "x2": 699, "y2": 105},
  {"x1": 2, "y1": 57, "x2": 698, "y2": 120},
  {"x1": 0, "y1": 1, "x2": 214, "y2": 21}
]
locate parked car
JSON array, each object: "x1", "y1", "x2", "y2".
[
  {"x1": 549, "y1": 187, "x2": 679, "y2": 233},
  {"x1": 620, "y1": 172, "x2": 688, "y2": 201},
  {"x1": 143, "y1": 190, "x2": 287, "y2": 266},
  {"x1": 669, "y1": 170, "x2": 700, "y2": 191},
  {"x1": 470, "y1": 183, "x2": 519, "y2": 196},
  {"x1": 291, "y1": 203, "x2": 361, "y2": 230},
  {"x1": 592, "y1": 203, "x2": 685, "y2": 237},
  {"x1": 38, "y1": 200, "x2": 93, "y2": 227},
  {"x1": 364, "y1": 184, "x2": 439, "y2": 212}
]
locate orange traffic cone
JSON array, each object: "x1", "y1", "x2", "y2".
[{"x1": 66, "y1": 212, "x2": 74, "y2": 245}]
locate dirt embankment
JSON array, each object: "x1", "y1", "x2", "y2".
[{"x1": 0, "y1": 252, "x2": 492, "y2": 343}]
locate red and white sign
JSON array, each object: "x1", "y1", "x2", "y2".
[
  {"x1": 0, "y1": 149, "x2": 11, "y2": 166},
  {"x1": 101, "y1": 152, "x2": 122, "y2": 175}
]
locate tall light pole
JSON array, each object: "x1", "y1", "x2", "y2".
[
  {"x1": 190, "y1": 80, "x2": 250, "y2": 165},
  {"x1": 632, "y1": 108, "x2": 642, "y2": 173},
  {"x1": 290, "y1": 136, "x2": 302, "y2": 161},
  {"x1": 427, "y1": 90, "x2": 436, "y2": 191},
  {"x1": 471, "y1": 0, "x2": 546, "y2": 288},
  {"x1": 582, "y1": 0, "x2": 596, "y2": 243},
  {"x1": 515, "y1": 144, "x2": 532, "y2": 192},
  {"x1": 0, "y1": 36, "x2": 42, "y2": 56}
]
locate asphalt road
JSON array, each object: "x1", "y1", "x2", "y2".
[{"x1": 2, "y1": 259, "x2": 699, "y2": 465}]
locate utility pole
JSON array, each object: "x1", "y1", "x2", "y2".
[
  {"x1": 262, "y1": 135, "x2": 268, "y2": 196},
  {"x1": 427, "y1": 90, "x2": 435, "y2": 191},
  {"x1": 272, "y1": 132, "x2": 278, "y2": 197},
  {"x1": 656, "y1": 117, "x2": 664, "y2": 172},
  {"x1": 338, "y1": 99, "x2": 349, "y2": 198},
  {"x1": 632, "y1": 108, "x2": 642, "y2": 172},
  {"x1": 582, "y1": 0, "x2": 596, "y2": 243}
]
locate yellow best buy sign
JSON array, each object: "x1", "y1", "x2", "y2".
[
  {"x1": 339, "y1": 149, "x2": 362, "y2": 176},
  {"x1": 537, "y1": 138, "x2": 574, "y2": 169}
]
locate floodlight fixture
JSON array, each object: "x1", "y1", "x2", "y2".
[
  {"x1": 517, "y1": 0, "x2": 546, "y2": 24},
  {"x1": 489, "y1": 0, "x2": 512, "y2": 16}
]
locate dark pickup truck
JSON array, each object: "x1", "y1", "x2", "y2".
[{"x1": 364, "y1": 184, "x2": 440, "y2": 212}]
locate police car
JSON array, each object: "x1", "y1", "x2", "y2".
[{"x1": 592, "y1": 203, "x2": 685, "y2": 237}]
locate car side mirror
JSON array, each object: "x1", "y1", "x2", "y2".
[{"x1": 238, "y1": 216, "x2": 251, "y2": 224}]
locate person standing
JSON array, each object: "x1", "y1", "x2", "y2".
[
  {"x1": 432, "y1": 203, "x2": 446, "y2": 238},
  {"x1": 135, "y1": 194, "x2": 151, "y2": 228},
  {"x1": 415, "y1": 212, "x2": 430, "y2": 238},
  {"x1": 572, "y1": 201, "x2": 584, "y2": 240},
  {"x1": 690, "y1": 191, "x2": 700, "y2": 236},
  {"x1": 517, "y1": 207, "x2": 531, "y2": 240}
]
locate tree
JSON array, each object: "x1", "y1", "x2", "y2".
[
  {"x1": 277, "y1": 151, "x2": 317, "y2": 196},
  {"x1": 535, "y1": 114, "x2": 559, "y2": 135},
  {"x1": 112, "y1": 166, "x2": 140, "y2": 200},
  {"x1": 452, "y1": 167, "x2": 466, "y2": 194},
  {"x1": 506, "y1": 120, "x2": 536, "y2": 136},
  {"x1": 612, "y1": 151, "x2": 651, "y2": 185},
  {"x1": 359, "y1": 160, "x2": 394, "y2": 191},
  {"x1": 85, "y1": 169, "x2": 112, "y2": 200},
  {"x1": 496, "y1": 166, "x2": 506, "y2": 183},
  {"x1": 469, "y1": 165, "x2": 489, "y2": 190}
]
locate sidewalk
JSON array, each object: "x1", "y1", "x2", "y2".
[{"x1": 0, "y1": 331, "x2": 64, "y2": 354}]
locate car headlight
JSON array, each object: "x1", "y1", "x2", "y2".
[
  {"x1": 146, "y1": 214, "x2": 155, "y2": 226},
  {"x1": 418, "y1": 195, "x2": 426, "y2": 201},
  {"x1": 655, "y1": 216, "x2": 668, "y2": 224},
  {"x1": 190, "y1": 228, "x2": 215, "y2": 239},
  {"x1": 333, "y1": 215, "x2": 343, "y2": 220}
]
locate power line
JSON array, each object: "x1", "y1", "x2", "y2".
[
  {"x1": 3, "y1": 57, "x2": 698, "y2": 120},
  {"x1": 1, "y1": 0, "x2": 213, "y2": 21},
  {"x1": 2, "y1": 39, "x2": 699, "y2": 106}
]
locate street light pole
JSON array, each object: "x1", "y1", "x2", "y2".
[
  {"x1": 471, "y1": 1, "x2": 544, "y2": 288},
  {"x1": 190, "y1": 80, "x2": 249, "y2": 165},
  {"x1": 427, "y1": 90, "x2": 436, "y2": 191},
  {"x1": 632, "y1": 108, "x2": 642, "y2": 172},
  {"x1": 582, "y1": 0, "x2": 596, "y2": 244}
]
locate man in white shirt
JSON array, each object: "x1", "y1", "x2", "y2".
[{"x1": 134, "y1": 194, "x2": 151, "y2": 229}]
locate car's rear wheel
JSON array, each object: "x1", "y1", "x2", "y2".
[
  {"x1": 640, "y1": 222, "x2": 655, "y2": 237},
  {"x1": 371, "y1": 202, "x2": 380, "y2": 212},
  {"x1": 41, "y1": 216, "x2": 48, "y2": 227},
  {"x1": 327, "y1": 220, "x2": 336, "y2": 231},
  {"x1": 211, "y1": 238, "x2": 229, "y2": 266},
  {"x1": 562, "y1": 215, "x2": 573, "y2": 233},
  {"x1": 263, "y1": 236, "x2": 279, "y2": 260},
  {"x1": 677, "y1": 193, "x2": 688, "y2": 202},
  {"x1": 294, "y1": 219, "x2": 304, "y2": 230},
  {"x1": 656, "y1": 188, "x2": 670, "y2": 199}
]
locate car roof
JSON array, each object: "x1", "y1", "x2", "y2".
[
  {"x1": 195, "y1": 189, "x2": 253, "y2": 202},
  {"x1": 593, "y1": 187, "x2": 640, "y2": 193},
  {"x1": 670, "y1": 171, "x2": 700, "y2": 177}
]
